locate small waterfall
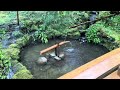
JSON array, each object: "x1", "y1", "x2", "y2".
[
  {"x1": 1, "y1": 39, "x2": 9, "y2": 48},
  {"x1": 1, "y1": 34, "x2": 11, "y2": 48},
  {"x1": 7, "y1": 67, "x2": 14, "y2": 79},
  {"x1": 79, "y1": 28, "x2": 87, "y2": 44},
  {"x1": 1, "y1": 25, "x2": 21, "y2": 48},
  {"x1": 79, "y1": 37, "x2": 87, "y2": 44},
  {"x1": 69, "y1": 41, "x2": 73, "y2": 47},
  {"x1": 10, "y1": 25, "x2": 20, "y2": 44}
]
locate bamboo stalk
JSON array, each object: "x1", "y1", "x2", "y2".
[{"x1": 40, "y1": 41, "x2": 70, "y2": 55}]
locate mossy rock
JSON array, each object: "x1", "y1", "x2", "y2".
[
  {"x1": 67, "y1": 31, "x2": 80, "y2": 39},
  {"x1": 16, "y1": 34, "x2": 31, "y2": 47},
  {"x1": 16, "y1": 38, "x2": 24, "y2": 48},
  {"x1": 9, "y1": 44, "x2": 20, "y2": 49},
  {"x1": 11, "y1": 60, "x2": 18, "y2": 67},
  {"x1": 12, "y1": 62, "x2": 26, "y2": 73},
  {"x1": 12, "y1": 69, "x2": 33, "y2": 79},
  {"x1": 4, "y1": 48, "x2": 20, "y2": 60}
]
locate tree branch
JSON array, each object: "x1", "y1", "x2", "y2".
[{"x1": 69, "y1": 14, "x2": 119, "y2": 29}]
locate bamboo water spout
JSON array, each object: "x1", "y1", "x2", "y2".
[{"x1": 40, "y1": 41, "x2": 70, "y2": 55}]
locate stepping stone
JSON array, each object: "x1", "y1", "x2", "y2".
[
  {"x1": 49, "y1": 52, "x2": 56, "y2": 57},
  {"x1": 59, "y1": 53, "x2": 65, "y2": 59},
  {"x1": 54, "y1": 56, "x2": 61, "y2": 61}
]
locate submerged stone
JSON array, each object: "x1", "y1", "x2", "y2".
[
  {"x1": 49, "y1": 52, "x2": 56, "y2": 57},
  {"x1": 59, "y1": 53, "x2": 65, "y2": 59},
  {"x1": 37, "y1": 57, "x2": 48, "y2": 64},
  {"x1": 54, "y1": 56, "x2": 61, "y2": 61}
]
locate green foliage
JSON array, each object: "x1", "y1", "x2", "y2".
[
  {"x1": 9, "y1": 44, "x2": 20, "y2": 49},
  {"x1": 33, "y1": 31, "x2": 48, "y2": 43},
  {"x1": 0, "y1": 29, "x2": 7, "y2": 40},
  {"x1": 19, "y1": 11, "x2": 90, "y2": 43},
  {"x1": 0, "y1": 11, "x2": 17, "y2": 24},
  {"x1": 16, "y1": 34, "x2": 31, "y2": 47},
  {"x1": 12, "y1": 31, "x2": 23, "y2": 38},
  {"x1": 98, "y1": 11, "x2": 110, "y2": 18},
  {"x1": 86, "y1": 24, "x2": 105, "y2": 44},
  {"x1": 4, "y1": 48, "x2": 20, "y2": 60},
  {"x1": 107, "y1": 15, "x2": 120, "y2": 32},
  {"x1": 0, "y1": 49, "x2": 11, "y2": 79},
  {"x1": 0, "y1": 11, "x2": 90, "y2": 43}
]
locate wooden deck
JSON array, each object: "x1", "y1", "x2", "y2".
[
  {"x1": 58, "y1": 48, "x2": 120, "y2": 79},
  {"x1": 104, "y1": 70, "x2": 120, "y2": 79}
]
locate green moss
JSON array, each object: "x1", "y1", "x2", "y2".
[
  {"x1": 102, "y1": 27, "x2": 120, "y2": 41},
  {"x1": 11, "y1": 60, "x2": 18, "y2": 66},
  {"x1": 16, "y1": 34, "x2": 31, "y2": 47},
  {"x1": 4, "y1": 48, "x2": 20, "y2": 60},
  {"x1": 98, "y1": 11, "x2": 110, "y2": 18},
  {"x1": 12, "y1": 62, "x2": 27, "y2": 73},
  {"x1": 12, "y1": 69, "x2": 33, "y2": 79},
  {"x1": 67, "y1": 31, "x2": 80, "y2": 39},
  {"x1": 9, "y1": 44, "x2": 20, "y2": 49},
  {"x1": 11, "y1": 61, "x2": 33, "y2": 79}
]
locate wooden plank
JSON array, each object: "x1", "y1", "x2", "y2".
[
  {"x1": 104, "y1": 70, "x2": 120, "y2": 79},
  {"x1": 97, "y1": 65, "x2": 119, "y2": 79},
  {"x1": 40, "y1": 41, "x2": 70, "y2": 55},
  {"x1": 58, "y1": 48, "x2": 120, "y2": 79}
]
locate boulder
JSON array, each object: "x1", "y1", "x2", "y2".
[{"x1": 37, "y1": 57, "x2": 48, "y2": 64}]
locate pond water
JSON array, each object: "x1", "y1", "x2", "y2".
[{"x1": 20, "y1": 39, "x2": 109, "y2": 79}]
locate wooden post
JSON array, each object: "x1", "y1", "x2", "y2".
[{"x1": 17, "y1": 11, "x2": 19, "y2": 26}]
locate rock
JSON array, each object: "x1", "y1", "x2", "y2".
[
  {"x1": 59, "y1": 53, "x2": 65, "y2": 59},
  {"x1": 12, "y1": 63, "x2": 26, "y2": 74},
  {"x1": 54, "y1": 56, "x2": 61, "y2": 61},
  {"x1": 12, "y1": 69, "x2": 33, "y2": 79},
  {"x1": 49, "y1": 52, "x2": 56, "y2": 57},
  {"x1": 66, "y1": 48, "x2": 74, "y2": 52},
  {"x1": 37, "y1": 57, "x2": 47, "y2": 64}
]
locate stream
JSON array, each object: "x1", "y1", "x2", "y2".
[{"x1": 20, "y1": 39, "x2": 109, "y2": 79}]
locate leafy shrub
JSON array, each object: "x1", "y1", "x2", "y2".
[
  {"x1": 12, "y1": 31, "x2": 23, "y2": 38},
  {"x1": 33, "y1": 31, "x2": 48, "y2": 43},
  {"x1": 0, "y1": 29, "x2": 7, "y2": 40},
  {"x1": 0, "y1": 50, "x2": 11, "y2": 79},
  {"x1": 86, "y1": 24, "x2": 105, "y2": 44},
  {"x1": 98, "y1": 11, "x2": 110, "y2": 18}
]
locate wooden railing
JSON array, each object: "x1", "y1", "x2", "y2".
[{"x1": 58, "y1": 48, "x2": 120, "y2": 79}]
